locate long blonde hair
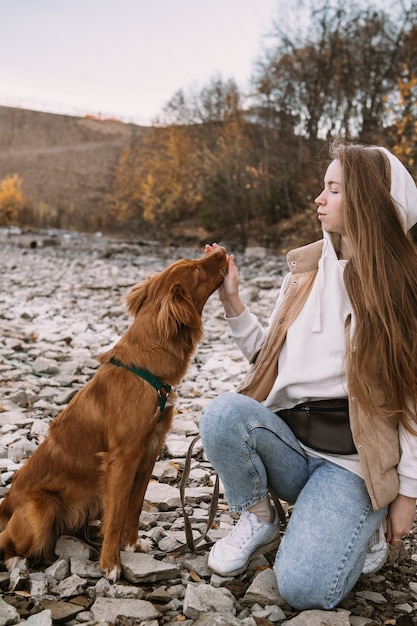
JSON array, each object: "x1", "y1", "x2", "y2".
[{"x1": 330, "y1": 141, "x2": 417, "y2": 430}]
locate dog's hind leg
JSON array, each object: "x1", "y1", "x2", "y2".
[
  {"x1": 0, "y1": 497, "x2": 58, "y2": 569},
  {"x1": 0, "y1": 527, "x2": 21, "y2": 570}
]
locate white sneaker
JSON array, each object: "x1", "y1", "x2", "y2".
[
  {"x1": 208, "y1": 509, "x2": 280, "y2": 576},
  {"x1": 362, "y1": 522, "x2": 389, "y2": 575}
]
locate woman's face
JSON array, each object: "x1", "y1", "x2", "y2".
[{"x1": 315, "y1": 159, "x2": 346, "y2": 236}]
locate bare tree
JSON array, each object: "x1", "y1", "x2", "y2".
[{"x1": 252, "y1": 0, "x2": 417, "y2": 143}]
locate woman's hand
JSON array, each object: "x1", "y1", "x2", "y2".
[
  {"x1": 205, "y1": 243, "x2": 246, "y2": 317},
  {"x1": 386, "y1": 494, "x2": 416, "y2": 546}
]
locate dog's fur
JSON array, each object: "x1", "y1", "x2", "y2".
[{"x1": 0, "y1": 246, "x2": 228, "y2": 581}]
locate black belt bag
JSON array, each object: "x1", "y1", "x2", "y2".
[{"x1": 277, "y1": 398, "x2": 357, "y2": 455}]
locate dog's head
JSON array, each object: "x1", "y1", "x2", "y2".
[{"x1": 126, "y1": 246, "x2": 228, "y2": 341}]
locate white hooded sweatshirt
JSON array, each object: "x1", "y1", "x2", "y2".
[{"x1": 227, "y1": 147, "x2": 417, "y2": 497}]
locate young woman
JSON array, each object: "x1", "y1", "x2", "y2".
[{"x1": 200, "y1": 142, "x2": 417, "y2": 610}]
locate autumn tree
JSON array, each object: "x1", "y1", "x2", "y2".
[
  {"x1": 389, "y1": 23, "x2": 417, "y2": 169},
  {"x1": 252, "y1": 0, "x2": 417, "y2": 144},
  {"x1": 159, "y1": 76, "x2": 242, "y2": 125},
  {"x1": 0, "y1": 174, "x2": 26, "y2": 225},
  {"x1": 108, "y1": 124, "x2": 207, "y2": 237}
]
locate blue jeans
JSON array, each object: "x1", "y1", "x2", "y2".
[{"x1": 199, "y1": 391, "x2": 388, "y2": 610}]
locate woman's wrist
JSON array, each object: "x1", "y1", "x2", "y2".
[{"x1": 222, "y1": 298, "x2": 246, "y2": 318}]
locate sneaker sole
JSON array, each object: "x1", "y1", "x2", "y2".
[{"x1": 208, "y1": 535, "x2": 281, "y2": 577}]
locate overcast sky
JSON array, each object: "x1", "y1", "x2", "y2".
[{"x1": 0, "y1": 0, "x2": 282, "y2": 125}]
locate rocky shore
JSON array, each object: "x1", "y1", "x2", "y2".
[{"x1": 0, "y1": 229, "x2": 416, "y2": 626}]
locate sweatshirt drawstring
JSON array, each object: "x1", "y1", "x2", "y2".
[{"x1": 312, "y1": 255, "x2": 325, "y2": 332}]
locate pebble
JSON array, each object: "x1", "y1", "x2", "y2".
[{"x1": 0, "y1": 229, "x2": 416, "y2": 625}]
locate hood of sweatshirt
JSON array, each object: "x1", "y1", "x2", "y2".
[{"x1": 375, "y1": 147, "x2": 417, "y2": 232}]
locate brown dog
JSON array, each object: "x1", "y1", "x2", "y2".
[{"x1": 0, "y1": 246, "x2": 228, "y2": 581}]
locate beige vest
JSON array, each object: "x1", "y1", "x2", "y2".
[{"x1": 238, "y1": 240, "x2": 400, "y2": 511}]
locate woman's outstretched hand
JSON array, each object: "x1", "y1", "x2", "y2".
[
  {"x1": 205, "y1": 243, "x2": 246, "y2": 318},
  {"x1": 386, "y1": 494, "x2": 416, "y2": 546}
]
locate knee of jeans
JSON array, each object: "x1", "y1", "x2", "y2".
[
  {"x1": 200, "y1": 392, "x2": 241, "y2": 451},
  {"x1": 274, "y1": 562, "x2": 341, "y2": 611}
]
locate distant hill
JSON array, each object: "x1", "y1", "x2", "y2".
[{"x1": 0, "y1": 106, "x2": 148, "y2": 227}]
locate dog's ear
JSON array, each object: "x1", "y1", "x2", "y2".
[
  {"x1": 125, "y1": 276, "x2": 153, "y2": 317},
  {"x1": 157, "y1": 283, "x2": 201, "y2": 338}
]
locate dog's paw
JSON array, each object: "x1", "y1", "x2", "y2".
[
  {"x1": 136, "y1": 537, "x2": 152, "y2": 553},
  {"x1": 100, "y1": 554, "x2": 122, "y2": 583},
  {"x1": 105, "y1": 566, "x2": 121, "y2": 583},
  {"x1": 125, "y1": 537, "x2": 152, "y2": 553},
  {"x1": 5, "y1": 556, "x2": 24, "y2": 572}
]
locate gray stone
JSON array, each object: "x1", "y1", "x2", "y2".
[
  {"x1": 0, "y1": 597, "x2": 20, "y2": 625},
  {"x1": 44, "y1": 559, "x2": 70, "y2": 581},
  {"x1": 183, "y1": 555, "x2": 212, "y2": 579},
  {"x1": 29, "y1": 572, "x2": 52, "y2": 597},
  {"x1": 73, "y1": 610, "x2": 94, "y2": 622},
  {"x1": 264, "y1": 604, "x2": 287, "y2": 621},
  {"x1": 152, "y1": 460, "x2": 179, "y2": 481},
  {"x1": 9, "y1": 562, "x2": 29, "y2": 591},
  {"x1": 51, "y1": 573, "x2": 88, "y2": 597},
  {"x1": 33, "y1": 357, "x2": 60, "y2": 374},
  {"x1": 112, "y1": 583, "x2": 145, "y2": 599},
  {"x1": 193, "y1": 615, "x2": 252, "y2": 626},
  {"x1": 355, "y1": 590, "x2": 387, "y2": 604},
  {"x1": 349, "y1": 618, "x2": 375, "y2": 626},
  {"x1": 121, "y1": 551, "x2": 180, "y2": 583},
  {"x1": 90, "y1": 597, "x2": 161, "y2": 623},
  {"x1": 30, "y1": 419, "x2": 50, "y2": 437},
  {"x1": 7, "y1": 437, "x2": 37, "y2": 462},
  {"x1": 70, "y1": 557, "x2": 103, "y2": 578},
  {"x1": 183, "y1": 582, "x2": 236, "y2": 620},
  {"x1": 54, "y1": 535, "x2": 97, "y2": 560},
  {"x1": 242, "y1": 568, "x2": 283, "y2": 606},
  {"x1": 284, "y1": 609, "x2": 351, "y2": 625},
  {"x1": 0, "y1": 571, "x2": 10, "y2": 588},
  {"x1": 0, "y1": 410, "x2": 33, "y2": 426},
  {"x1": 158, "y1": 536, "x2": 183, "y2": 552},
  {"x1": 95, "y1": 576, "x2": 115, "y2": 598},
  {"x1": 26, "y1": 609, "x2": 53, "y2": 626},
  {"x1": 184, "y1": 486, "x2": 213, "y2": 501},
  {"x1": 6, "y1": 390, "x2": 28, "y2": 407},
  {"x1": 396, "y1": 602, "x2": 413, "y2": 612},
  {"x1": 409, "y1": 580, "x2": 417, "y2": 598},
  {"x1": 165, "y1": 434, "x2": 201, "y2": 458},
  {"x1": 144, "y1": 481, "x2": 181, "y2": 509}
]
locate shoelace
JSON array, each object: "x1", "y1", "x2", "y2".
[{"x1": 228, "y1": 512, "x2": 262, "y2": 548}]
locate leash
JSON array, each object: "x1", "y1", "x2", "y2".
[
  {"x1": 109, "y1": 356, "x2": 172, "y2": 422},
  {"x1": 178, "y1": 434, "x2": 220, "y2": 553},
  {"x1": 154, "y1": 434, "x2": 220, "y2": 556},
  {"x1": 164, "y1": 435, "x2": 287, "y2": 555}
]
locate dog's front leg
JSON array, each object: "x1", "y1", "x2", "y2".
[
  {"x1": 122, "y1": 449, "x2": 160, "y2": 552},
  {"x1": 100, "y1": 449, "x2": 141, "y2": 582},
  {"x1": 123, "y1": 420, "x2": 172, "y2": 551}
]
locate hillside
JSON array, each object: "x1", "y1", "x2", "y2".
[{"x1": 0, "y1": 106, "x2": 148, "y2": 229}]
